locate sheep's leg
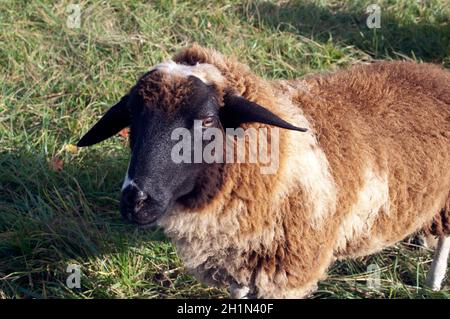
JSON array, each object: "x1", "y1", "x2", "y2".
[
  {"x1": 411, "y1": 233, "x2": 438, "y2": 250},
  {"x1": 425, "y1": 235, "x2": 450, "y2": 291},
  {"x1": 229, "y1": 283, "x2": 250, "y2": 299}
]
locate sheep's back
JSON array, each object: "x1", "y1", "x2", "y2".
[{"x1": 290, "y1": 61, "x2": 450, "y2": 257}]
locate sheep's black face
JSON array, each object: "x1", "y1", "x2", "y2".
[
  {"x1": 76, "y1": 62, "x2": 307, "y2": 227},
  {"x1": 119, "y1": 74, "x2": 223, "y2": 225}
]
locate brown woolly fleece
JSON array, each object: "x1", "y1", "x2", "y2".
[{"x1": 154, "y1": 44, "x2": 450, "y2": 298}]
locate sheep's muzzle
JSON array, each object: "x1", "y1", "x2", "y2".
[{"x1": 120, "y1": 184, "x2": 167, "y2": 226}]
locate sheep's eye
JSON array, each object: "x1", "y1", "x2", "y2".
[{"x1": 201, "y1": 116, "x2": 215, "y2": 128}]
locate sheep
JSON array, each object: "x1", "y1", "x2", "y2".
[{"x1": 77, "y1": 44, "x2": 450, "y2": 298}]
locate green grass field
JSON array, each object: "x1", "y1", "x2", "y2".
[{"x1": 0, "y1": 0, "x2": 449, "y2": 299}]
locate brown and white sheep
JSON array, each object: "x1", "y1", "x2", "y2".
[{"x1": 78, "y1": 44, "x2": 450, "y2": 298}]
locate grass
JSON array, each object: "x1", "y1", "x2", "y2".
[{"x1": 0, "y1": 0, "x2": 449, "y2": 299}]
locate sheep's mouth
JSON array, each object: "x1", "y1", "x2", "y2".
[
  {"x1": 120, "y1": 203, "x2": 166, "y2": 227},
  {"x1": 129, "y1": 209, "x2": 164, "y2": 227},
  {"x1": 136, "y1": 219, "x2": 158, "y2": 229},
  {"x1": 133, "y1": 213, "x2": 159, "y2": 226}
]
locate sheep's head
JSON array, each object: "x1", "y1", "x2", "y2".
[{"x1": 77, "y1": 61, "x2": 306, "y2": 226}]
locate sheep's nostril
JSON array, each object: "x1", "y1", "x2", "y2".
[
  {"x1": 122, "y1": 186, "x2": 148, "y2": 210},
  {"x1": 136, "y1": 190, "x2": 147, "y2": 202},
  {"x1": 133, "y1": 190, "x2": 146, "y2": 210}
]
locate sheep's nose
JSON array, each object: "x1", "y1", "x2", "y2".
[
  {"x1": 121, "y1": 185, "x2": 148, "y2": 212},
  {"x1": 120, "y1": 185, "x2": 166, "y2": 225}
]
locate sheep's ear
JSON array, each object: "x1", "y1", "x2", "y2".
[
  {"x1": 77, "y1": 96, "x2": 130, "y2": 147},
  {"x1": 219, "y1": 94, "x2": 307, "y2": 132}
]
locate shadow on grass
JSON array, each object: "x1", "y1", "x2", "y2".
[
  {"x1": 242, "y1": 1, "x2": 449, "y2": 64},
  {"x1": 0, "y1": 149, "x2": 181, "y2": 298}
]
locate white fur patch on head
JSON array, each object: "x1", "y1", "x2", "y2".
[
  {"x1": 121, "y1": 162, "x2": 136, "y2": 191},
  {"x1": 154, "y1": 60, "x2": 225, "y2": 85},
  {"x1": 121, "y1": 172, "x2": 132, "y2": 191}
]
